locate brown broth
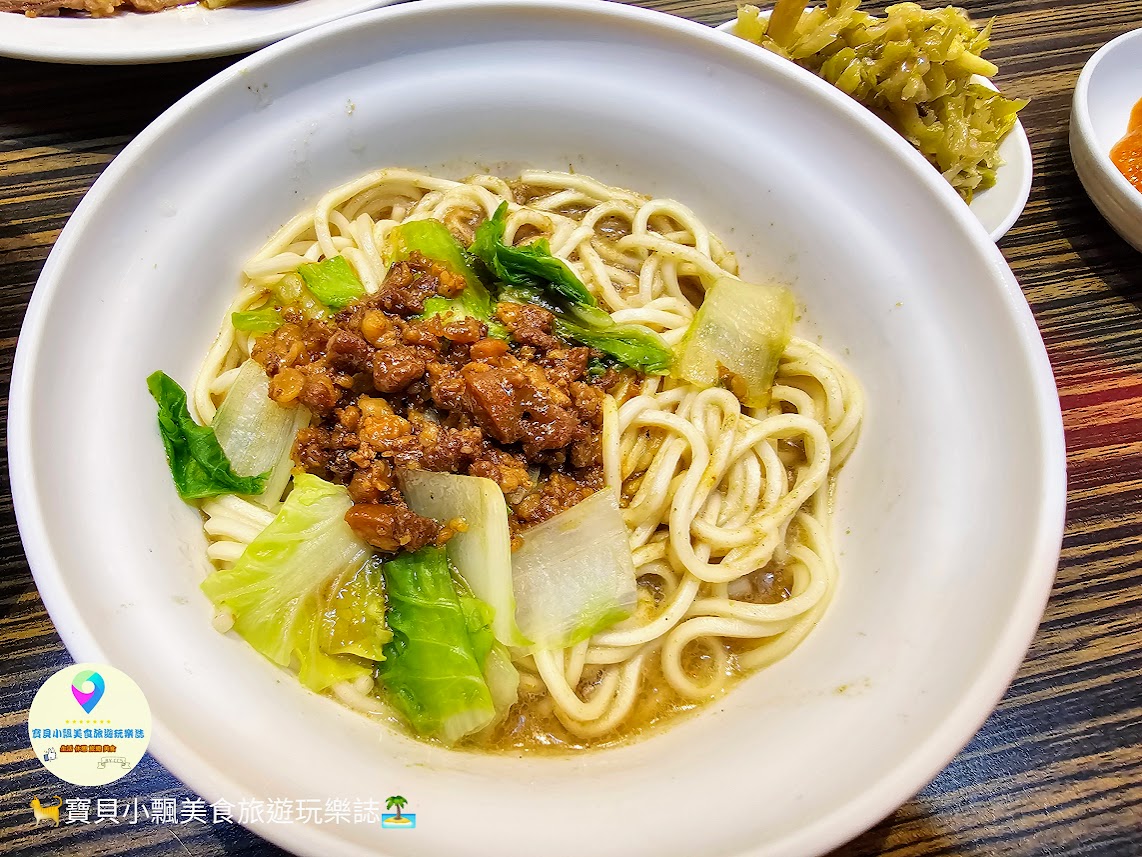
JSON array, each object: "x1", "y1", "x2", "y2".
[
  {"x1": 458, "y1": 561, "x2": 795, "y2": 755},
  {"x1": 477, "y1": 653, "x2": 725, "y2": 754}
]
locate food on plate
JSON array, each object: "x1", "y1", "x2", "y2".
[
  {"x1": 2, "y1": 0, "x2": 277, "y2": 17},
  {"x1": 1110, "y1": 97, "x2": 1142, "y2": 192},
  {"x1": 734, "y1": 0, "x2": 1027, "y2": 201},
  {"x1": 149, "y1": 168, "x2": 863, "y2": 751}
]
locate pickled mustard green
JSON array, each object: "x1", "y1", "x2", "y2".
[{"x1": 736, "y1": 0, "x2": 1027, "y2": 201}]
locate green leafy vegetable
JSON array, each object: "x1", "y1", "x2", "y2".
[
  {"x1": 201, "y1": 473, "x2": 388, "y2": 691},
  {"x1": 297, "y1": 255, "x2": 366, "y2": 309},
  {"x1": 587, "y1": 356, "x2": 611, "y2": 378},
  {"x1": 471, "y1": 202, "x2": 596, "y2": 307},
  {"x1": 389, "y1": 219, "x2": 494, "y2": 319},
  {"x1": 420, "y1": 296, "x2": 509, "y2": 341},
  {"x1": 554, "y1": 318, "x2": 676, "y2": 375},
  {"x1": 481, "y1": 644, "x2": 520, "y2": 728},
  {"x1": 493, "y1": 297, "x2": 673, "y2": 374},
  {"x1": 272, "y1": 272, "x2": 329, "y2": 320},
  {"x1": 378, "y1": 546, "x2": 498, "y2": 743},
  {"x1": 420, "y1": 295, "x2": 458, "y2": 318},
  {"x1": 147, "y1": 371, "x2": 268, "y2": 500},
  {"x1": 231, "y1": 308, "x2": 284, "y2": 333},
  {"x1": 456, "y1": 585, "x2": 519, "y2": 729},
  {"x1": 471, "y1": 203, "x2": 674, "y2": 372},
  {"x1": 497, "y1": 282, "x2": 612, "y2": 329},
  {"x1": 388, "y1": 218, "x2": 509, "y2": 336},
  {"x1": 459, "y1": 588, "x2": 496, "y2": 666},
  {"x1": 321, "y1": 555, "x2": 389, "y2": 662}
]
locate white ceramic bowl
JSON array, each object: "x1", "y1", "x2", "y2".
[
  {"x1": 0, "y1": 0, "x2": 398, "y2": 64},
  {"x1": 715, "y1": 17, "x2": 1033, "y2": 242},
  {"x1": 10, "y1": 2, "x2": 1065, "y2": 856},
  {"x1": 1071, "y1": 26, "x2": 1142, "y2": 252}
]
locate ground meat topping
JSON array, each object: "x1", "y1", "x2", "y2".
[
  {"x1": 326, "y1": 330, "x2": 373, "y2": 373},
  {"x1": 372, "y1": 345, "x2": 427, "y2": 393},
  {"x1": 344, "y1": 502, "x2": 443, "y2": 553},
  {"x1": 253, "y1": 248, "x2": 629, "y2": 548},
  {"x1": 495, "y1": 301, "x2": 562, "y2": 350},
  {"x1": 378, "y1": 252, "x2": 466, "y2": 316}
]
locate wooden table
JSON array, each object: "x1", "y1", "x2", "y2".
[{"x1": 2, "y1": 0, "x2": 1141, "y2": 853}]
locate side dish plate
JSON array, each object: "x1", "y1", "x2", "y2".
[
  {"x1": 0, "y1": 0, "x2": 399, "y2": 64},
  {"x1": 715, "y1": 17, "x2": 1033, "y2": 242}
]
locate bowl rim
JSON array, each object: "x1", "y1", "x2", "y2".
[
  {"x1": 1072, "y1": 26, "x2": 1142, "y2": 211},
  {"x1": 8, "y1": 1, "x2": 1067, "y2": 855}
]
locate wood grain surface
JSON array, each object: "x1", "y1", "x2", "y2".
[{"x1": 2, "y1": 0, "x2": 1141, "y2": 854}]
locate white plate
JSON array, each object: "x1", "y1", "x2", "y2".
[
  {"x1": 9, "y1": 1, "x2": 1065, "y2": 856},
  {"x1": 0, "y1": 0, "x2": 399, "y2": 64},
  {"x1": 715, "y1": 17, "x2": 1033, "y2": 242},
  {"x1": 1070, "y1": 26, "x2": 1142, "y2": 252}
]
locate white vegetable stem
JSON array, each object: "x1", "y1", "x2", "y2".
[
  {"x1": 401, "y1": 470, "x2": 527, "y2": 647},
  {"x1": 675, "y1": 277, "x2": 795, "y2": 408},
  {"x1": 211, "y1": 359, "x2": 310, "y2": 509},
  {"x1": 512, "y1": 487, "x2": 637, "y2": 654}
]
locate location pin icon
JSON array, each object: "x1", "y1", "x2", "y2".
[{"x1": 71, "y1": 670, "x2": 106, "y2": 714}]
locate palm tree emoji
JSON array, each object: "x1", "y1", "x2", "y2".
[{"x1": 385, "y1": 796, "x2": 408, "y2": 821}]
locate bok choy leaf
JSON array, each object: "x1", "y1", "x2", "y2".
[
  {"x1": 511, "y1": 488, "x2": 637, "y2": 653},
  {"x1": 553, "y1": 317, "x2": 676, "y2": 375},
  {"x1": 388, "y1": 218, "x2": 494, "y2": 320},
  {"x1": 400, "y1": 470, "x2": 528, "y2": 647},
  {"x1": 231, "y1": 308, "x2": 284, "y2": 333},
  {"x1": 201, "y1": 473, "x2": 390, "y2": 691},
  {"x1": 297, "y1": 255, "x2": 366, "y2": 309},
  {"x1": 272, "y1": 272, "x2": 330, "y2": 321},
  {"x1": 481, "y1": 644, "x2": 520, "y2": 729},
  {"x1": 320, "y1": 555, "x2": 389, "y2": 662},
  {"x1": 147, "y1": 371, "x2": 269, "y2": 500},
  {"x1": 378, "y1": 546, "x2": 498, "y2": 743},
  {"x1": 472, "y1": 203, "x2": 674, "y2": 372},
  {"x1": 471, "y1": 202, "x2": 596, "y2": 308}
]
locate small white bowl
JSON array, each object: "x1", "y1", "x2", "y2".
[
  {"x1": 1071, "y1": 26, "x2": 1142, "y2": 252},
  {"x1": 716, "y1": 18, "x2": 1033, "y2": 242}
]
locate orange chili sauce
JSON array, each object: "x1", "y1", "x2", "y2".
[{"x1": 1111, "y1": 98, "x2": 1142, "y2": 191}]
